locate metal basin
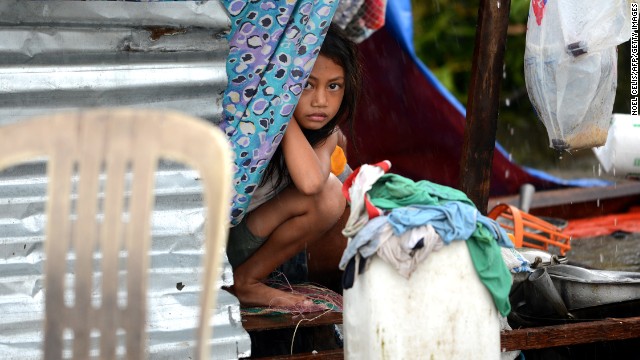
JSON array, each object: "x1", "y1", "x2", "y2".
[
  {"x1": 546, "y1": 264, "x2": 640, "y2": 310},
  {"x1": 509, "y1": 261, "x2": 640, "y2": 328}
]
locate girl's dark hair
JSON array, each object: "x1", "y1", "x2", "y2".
[{"x1": 260, "y1": 24, "x2": 362, "y2": 189}]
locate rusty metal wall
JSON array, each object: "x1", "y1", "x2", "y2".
[{"x1": 0, "y1": 1, "x2": 251, "y2": 358}]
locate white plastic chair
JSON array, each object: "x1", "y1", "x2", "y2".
[{"x1": 0, "y1": 108, "x2": 232, "y2": 359}]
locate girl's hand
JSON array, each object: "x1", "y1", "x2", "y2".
[{"x1": 282, "y1": 118, "x2": 337, "y2": 195}]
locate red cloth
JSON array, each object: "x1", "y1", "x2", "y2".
[
  {"x1": 564, "y1": 207, "x2": 640, "y2": 239},
  {"x1": 342, "y1": 160, "x2": 391, "y2": 219}
]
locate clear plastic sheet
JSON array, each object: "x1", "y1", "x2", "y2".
[{"x1": 524, "y1": 0, "x2": 631, "y2": 151}]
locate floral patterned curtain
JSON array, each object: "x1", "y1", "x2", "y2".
[{"x1": 220, "y1": 0, "x2": 339, "y2": 225}]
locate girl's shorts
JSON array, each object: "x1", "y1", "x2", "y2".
[
  {"x1": 226, "y1": 217, "x2": 308, "y2": 283},
  {"x1": 226, "y1": 217, "x2": 267, "y2": 269}
]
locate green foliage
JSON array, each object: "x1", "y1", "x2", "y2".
[{"x1": 413, "y1": 1, "x2": 478, "y2": 104}]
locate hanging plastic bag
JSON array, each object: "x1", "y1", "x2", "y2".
[{"x1": 524, "y1": 0, "x2": 631, "y2": 151}]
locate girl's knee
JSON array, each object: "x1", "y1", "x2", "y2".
[{"x1": 315, "y1": 175, "x2": 345, "y2": 222}]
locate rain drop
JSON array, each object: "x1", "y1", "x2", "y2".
[
  {"x1": 505, "y1": 98, "x2": 511, "y2": 106},
  {"x1": 505, "y1": 170, "x2": 510, "y2": 178},
  {"x1": 597, "y1": 164, "x2": 602, "y2": 177},
  {"x1": 510, "y1": 127, "x2": 514, "y2": 136},
  {"x1": 596, "y1": 198, "x2": 600, "y2": 207},
  {"x1": 599, "y1": 253, "x2": 604, "y2": 263},
  {"x1": 497, "y1": 1, "x2": 501, "y2": 9},
  {"x1": 508, "y1": 153, "x2": 513, "y2": 161}
]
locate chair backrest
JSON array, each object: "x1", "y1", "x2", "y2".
[{"x1": 0, "y1": 108, "x2": 232, "y2": 360}]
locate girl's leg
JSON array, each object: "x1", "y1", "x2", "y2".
[
  {"x1": 230, "y1": 175, "x2": 345, "y2": 308},
  {"x1": 307, "y1": 205, "x2": 350, "y2": 292}
]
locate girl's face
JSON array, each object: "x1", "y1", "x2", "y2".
[{"x1": 293, "y1": 54, "x2": 345, "y2": 130}]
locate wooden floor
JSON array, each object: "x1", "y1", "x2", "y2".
[
  {"x1": 242, "y1": 312, "x2": 343, "y2": 332},
  {"x1": 501, "y1": 316, "x2": 640, "y2": 350},
  {"x1": 245, "y1": 311, "x2": 640, "y2": 358},
  {"x1": 488, "y1": 181, "x2": 640, "y2": 220}
]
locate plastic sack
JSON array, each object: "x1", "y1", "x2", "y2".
[
  {"x1": 336, "y1": 0, "x2": 388, "y2": 43},
  {"x1": 524, "y1": 0, "x2": 631, "y2": 151},
  {"x1": 593, "y1": 114, "x2": 640, "y2": 178}
]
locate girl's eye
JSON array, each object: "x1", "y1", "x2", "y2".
[
  {"x1": 303, "y1": 82, "x2": 313, "y2": 90},
  {"x1": 328, "y1": 83, "x2": 343, "y2": 90}
]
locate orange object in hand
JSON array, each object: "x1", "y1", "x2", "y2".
[{"x1": 330, "y1": 145, "x2": 347, "y2": 176}]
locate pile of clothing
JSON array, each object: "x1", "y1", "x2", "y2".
[{"x1": 339, "y1": 161, "x2": 520, "y2": 317}]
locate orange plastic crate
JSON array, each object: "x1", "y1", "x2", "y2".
[{"x1": 488, "y1": 204, "x2": 571, "y2": 255}]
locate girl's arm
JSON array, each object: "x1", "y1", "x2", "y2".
[
  {"x1": 281, "y1": 118, "x2": 338, "y2": 195},
  {"x1": 336, "y1": 127, "x2": 348, "y2": 157}
]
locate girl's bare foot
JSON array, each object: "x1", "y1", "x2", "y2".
[{"x1": 228, "y1": 281, "x2": 313, "y2": 309}]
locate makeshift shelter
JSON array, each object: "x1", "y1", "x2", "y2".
[
  {"x1": 347, "y1": 0, "x2": 611, "y2": 197},
  {"x1": 221, "y1": 0, "x2": 611, "y2": 225}
]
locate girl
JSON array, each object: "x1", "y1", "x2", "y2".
[{"x1": 226, "y1": 24, "x2": 361, "y2": 308}]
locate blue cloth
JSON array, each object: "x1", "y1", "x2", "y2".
[
  {"x1": 338, "y1": 215, "x2": 388, "y2": 270},
  {"x1": 387, "y1": 202, "x2": 477, "y2": 243},
  {"x1": 502, "y1": 248, "x2": 532, "y2": 273}
]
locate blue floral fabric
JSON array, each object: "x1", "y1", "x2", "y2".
[{"x1": 220, "y1": 0, "x2": 339, "y2": 225}]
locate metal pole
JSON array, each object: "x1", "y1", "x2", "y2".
[{"x1": 459, "y1": 0, "x2": 512, "y2": 214}]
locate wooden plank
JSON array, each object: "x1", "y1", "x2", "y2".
[
  {"x1": 459, "y1": 0, "x2": 512, "y2": 214},
  {"x1": 242, "y1": 312, "x2": 343, "y2": 332},
  {"x1": 490, "y1": 181, "x2": 640, "y2": 209},
  {"x1": 488, "y1": 181, "x2": 640, "y2": 220},
  {"x1": 244, "y1": 312, "x2": 640, "y2": 352},
  {"x1": 500, "y1": 316, "x2": 640, "y2": 351},
  {"x1": 253, "y1": 349, "x2": 344, "y2": 360},
  {"x1": 251, "y1": 315, "x2": 640, "y2": 356}
]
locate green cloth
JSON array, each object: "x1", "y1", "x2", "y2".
[
  {"x1": 467, "y1": 223, "x2": 512, "y2": 317},
  {"x1": 368, "y1": 174, "x2": 475, "y2": 209},
  {"x1": 368, "y1": 173, "x2": 511, "y2": 316}
]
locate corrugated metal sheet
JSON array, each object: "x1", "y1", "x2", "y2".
[
  {"x1": 0, "y1": 1, "x2": 251, "y2": 358},
  {"x1": 0, "y1": 0, "x2": 229, "y2": 126}
]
